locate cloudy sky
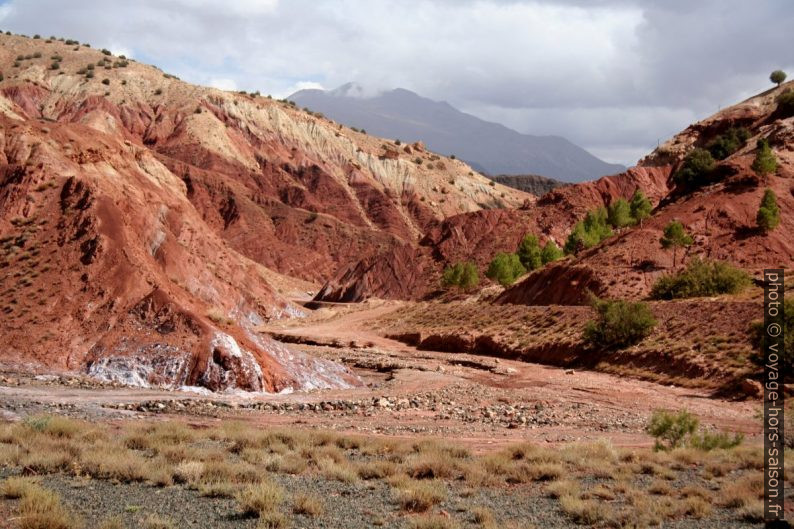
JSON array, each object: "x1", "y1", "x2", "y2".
[{"x1": 0, "y1": 0, "x2": 791, "y2": 165}]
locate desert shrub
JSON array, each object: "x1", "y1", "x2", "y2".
[
  {"x1": 756, "y1": 188, "x2": 780, "y2": 231},
  {"x1": 647, "y1": 410, "x2": 698, "y2": 451},
  {"x1": 33, "y1": 51, "x2": 42, "y2": 58},
  {"x1": 397, "y1": 480, "x2": 447, "y2": 512},
  {"x1": 564, "y1": 207, "x2": 612, "y2": 255},
  {"x1": 236, "y1": 481, "x2": 284, "y2": 517},
  {"x1": 583, "y1": 297, "x2": 656, "y2": 349},
  {"x1": 607, "y1": 198, "x2": 633, "y2": 228},
  {"x1": 516, "y1": 234, "x2": 542, "y2": 270},
  {"x1": 650, "y1": 258, "x2": 750, "y2": 300},
  {"x1": 154, "y1": 88, "x2": 163, "y2": 95},
  {"x1": 673, "y1": 148, "x2": 716, "y2": 188},
  {"x1": 777, "y1": 90, "x2": 794, "y2": 117},
  {"x1": 689, "y1": 430, "x2": 744, "y2": 451},
  {"x1": 707, "y1": 127, "x2": 750, "y2": 160},
  {"x1": 647, "y1": 410, "x2": 743, "y2": 452},
  {"x1": 101, "y1": 48, "x2": 111, "y2": 55},
  {"x1": 629, "y1": 189, "x2": 652, "y2": 225},
  {"x1": 750, "y1": 299, "x2": 793, "y2": 377},
  {"x1": 751, "y1": 139, "x2": 777, "y2": 176},
  {"x1": 101, "y1": 78, "x2": 110, "y2": 85},
  {"x1": 441, "y1": 261, "x2": 479, "y2": 290},
  {"x1": 292, "y1": 493, "x2": 324, "y2": 517},
  {"x1": 485, "y1": 252, "x2": 525, "y2": 287},
  {"x1": 540, "y1": 240, "x2": 563, "y2": 264}
]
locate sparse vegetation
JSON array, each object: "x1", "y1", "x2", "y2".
[
  {"x1": 564, "y1": 206, "x2": 612, "y2": 255},
  {"x1": 777, "y1": 90, "x2": 794, "y2": 117},
  {"x1": 583, "y1": 297, "x2": 656, "y2": 349},
  {"x1": 647, "y1": 410, "x2": 743, "y2": 452},
  {"x1": 540, "y1": 240, "x2": 563, "y2": 265},
  {"x1": 485, "y1": 252, "x2": 525, "y2": 287},
  {"x1": 673, "y1": 148, "x2": 716, "y2": 188},
  {"x1": 606, "y1": 197, "x2": 633, "y2": 228},
  {"x1": 756, "y1": 187, "x2": 780, "y2": 231},
  {"x1": 650, "y1": 258, "x2": 750, "y2": 300},
  {"x1": 441, "y1": 261, "x2": 479, "y2": 290},
  {"x1": 751, "y1": 138, "x2": 777, "y2": 176},
  {"x1": 659, "y1": 220, "x2": 693, "y2": 267},
  {"x1": 629, "y1": 189, "x2": 652, "y2": 226},
  {"x1": 516, "y1": 234, "x2": 541, "y2": 271},
  {"x1": 706, "y1": 127, "x2": 750, "y2": 160}
]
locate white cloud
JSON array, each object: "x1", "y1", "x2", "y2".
[
  {"x1": 0, "y1": 0, "x2": 791, "y2": 166},
  {"x1": 208, "y1": 77, "x2": 238, "y2": 91}
]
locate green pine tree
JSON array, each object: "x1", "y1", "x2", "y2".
[
  {"x1": 607, "y1": 198, "x2": 633, "y2": 228},
  {"x1": 660, "y1": 221, "x2": 693, "y2": 267},
  {"x1": 516, "y1": 234, "x2": 542, "y2": 271},
  {"x1": 629, "y1": 190, "x2": 653, "y2": 226},
  {"x1": 756, "y1": 188, "x2": 781, "y2": 232},
  {"x1": 752, "y1": 139, "x2": 777, "y2": 176},
  {"x1": 540, "y1": 240, "x2": 563, "y2": 264}
]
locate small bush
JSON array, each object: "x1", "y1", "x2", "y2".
[
  {"x1": 485, "y1": 252, "x2": 525, "y2": 287},
  {"x1": 707, "y1": 127, "x2": 750, "y2": 160},
  {"x1": 750, "y1": 298, "x2": 793, "y2": 377},
  {"x1": 102, "y1": 78, "x2": 110, "y2": 85},
  {"x1": 237, "y1": 481, "x2": 284, "y2": 517},
  {"x1": 292, "y1": 493, "x2": 324, "y2": 517},
  {"x1": 650, "y1": 258, "x2": 750, "y2": 300},
  {"x1": 777, "y1": 90, "x2": 794, "y2": 117},
  {"x1": 583, "y1": 297, "x2": 656, "y2": 349},
  {"x1": 564, "y1": 207, "x2": 612, "y2": 255},
  {"x1": 397, "y1": 480, "x2": 447, "y2": 512},
  {"x1": 630, "y1": 189, "x2": 652, "y2": 225},
  {"x1": 756, "y1": 188, "x2": 780, "y2": 231},
  {"x1": 540, "y1": 240, "x2": 563, "y2": 264},
  {"x1": 607, "y1": 198, "x2": 633, "y2": 228},
  {"x1": 752, "y1": 139, "x2": 777, "y2": 176},
  {"x1": 154, "y1": 88, "x2": 163, "y2": 95},
  {"x1": 441, "y1": 261, "x2": 479, "y2": 290},
  {"x1": 516, "y1": 234, "x2": 542, "y2": 270},
  {"x1": 673, "y1": 148, "x2": 716, "y2": 188},
  {"x1": 647, "y1": 410, "x2": 698, "y2": 451},
  {"x1": 101, "y1": 48, "x2": 111, "y2": 55},
  {"x1": 689, "y1": 430, "x2": 744, "y2": 451}
]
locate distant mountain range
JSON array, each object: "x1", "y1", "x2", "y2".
[{"x1": 289, "y1": 83, "x2": 625, "y2": 182}]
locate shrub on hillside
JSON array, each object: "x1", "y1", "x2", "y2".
[
  {"x1": 582, "y1": 297, "x2": 656, "y2": 349},
  {"x1": 540, "y1": 240, "x2": 563, "y2": 264},
  {"x1": 757, "y1": 188, "x2": 780, "y2": 231},
  {"x1": 673, "y1": 148, "x2": 716, "y2": 188},
  {"x1": 486, "y1": 253, "x2": 525, "y2": 287},
  {"x1": 750, "y1": 298, "x2": 793, "y2": 378},
  {"x1": 629, "y1": 189, "x2": 652, "y2": 226},
  {"x1": 650, "y1": 258, "x2": 750, "y2": 300},
  {"x1": 707, "y1": 127, "x2": 750, "y2": 160},
  {"x1": 752, "y1": 139, "x2": 777, "y2": 176},
  {"x1": 441, "y1": 262, "x2": 479, "y2": 290},
  {"x1": 647, "y1": 410, "x2": 743, "y2": 452},
  {"x1": 564, "y1": 207, "x2": 613, "y2": 255},
  {"x1": 607, "y1": 198, "x2": 633, "y2": 228},
  {"x1": 777, "y1": 90, "x2": 794, "y2": 117},
  {"x1": 516, "y1": 234, "x2": 542, "y2": 271}
]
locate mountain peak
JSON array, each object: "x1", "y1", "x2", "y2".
[{"x1": 289, "y1": 85, "x2": 624, "y2": 181}]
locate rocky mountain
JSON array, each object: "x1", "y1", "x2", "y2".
[
  {"x1": 489, "y1": 174, "x2": 567, "y2": 197},
  {"x1": 0, "y1": 34, "x2": 529, "y2": 392},
  {"x1": 289, "y1": 83, "x2": 625, "y2": 182},
  {"x1": 317, "y1": 83, "x2": 794, "y2": 303}
]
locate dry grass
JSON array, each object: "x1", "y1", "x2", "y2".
[
  {"x1": 396, "y1": 479, "x2": 447, "y2": 512},
  {"x1": 0, "y1": 414, "x2": 761, "y2": 527},
  {"x1": 236, "y1": 481, "x2": 285, "y2": 517},
  {"x1": 143, "y1": 515, "x2": 176, "y2": 529},
  {"x1": 292, "y1": 493, "x2": 324, "y2": 517},
  {"x1": 409, "y1": 515, "x2": 461, "y2": 529},
  {"x1": 16, "y1": 483, "x2": 83, "y2": 529}
]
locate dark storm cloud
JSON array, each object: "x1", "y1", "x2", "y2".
[{"x1": 0, "y1": 0, "x2": 791, "y2": 164}]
